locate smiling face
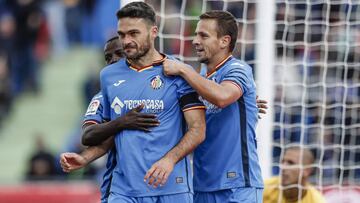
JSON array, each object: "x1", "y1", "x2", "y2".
[
  {"x1": 192, "y1": 19, "x2": 222, "y2": 64},
  {"x1": 117, "y1": 17, "x2": 156, "y2": 61}
]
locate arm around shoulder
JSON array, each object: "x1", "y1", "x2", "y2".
[{"x1": 179, "y1": 67, "x2": 242, "y2": 108}]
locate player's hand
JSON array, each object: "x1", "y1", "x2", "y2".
[
  {"x1": 117, "y1": 103, "x2": 160, "y2": 132},
  {"x1": 60, "y1": 152, "x2": 88, "y2": 173},
  {"x1": 256, "y1": 95, "x2": 268, "y2": 119},
  {"x1": 144, "y1": 156, "x2": 175, "y2": 188},
  {"x1": 162, "y1": 59, "x2": 184, "y2": 76}
]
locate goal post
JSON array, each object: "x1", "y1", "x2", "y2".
[{"x1": 254, "y1": 0, "x2": 276, "y2": 180}]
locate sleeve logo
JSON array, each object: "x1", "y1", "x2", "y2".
[{"x1": 85, "y1": 100, "x2": 100, "y2": 116}]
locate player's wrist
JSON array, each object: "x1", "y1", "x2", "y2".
[
  {"x1": 108, "y1": 118, "x2": 125, "y2": 132},
  {"x1": 79, "y1": 152, "x2": 91, "y2": 164},
  {"x1": 178, "y1": 65, "x2": 189, "y2": 77},
  {"x1": 164, "y1": 152, "x2": 179, "y2": 165}
]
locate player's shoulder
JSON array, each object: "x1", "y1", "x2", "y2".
[
  {"x1": 165, "y1": 54, "x2": 177, "y2": 61},
  {"x1": 100, "y1": 58, "x2": 127, "y2": 76},
  {"x1": 165, "y1": 55, "x2": 193, "y2": 69},
  {"x1": 264, "y1": 176, "x2": 281, "y2": 187},
  {"x1": 307, "y1": 184, "x2": 326, "y2": 202},
  {"x1": 263, "y1": 176, "x2": 280, "y2": 199},
  {"x1": 164, "y1": 55, "x2": 192, "y2": 82},
  {"x1": 91, "y1": 91, "x2": 103, "y2": 101},
  {"x1": 225, "y1": 57, "x2": 252, "y2": 72}
]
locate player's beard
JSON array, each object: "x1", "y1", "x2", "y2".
[
  {"x1": 198, "y1": 56, "x2": 209, "y2": 64},
  {"x1": 124, "y1": 35, "x2": 151, "y2": 61}
]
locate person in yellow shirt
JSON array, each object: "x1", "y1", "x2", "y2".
[{"x1": 263, "y1": 146, "x2": 326, "y2": 203}]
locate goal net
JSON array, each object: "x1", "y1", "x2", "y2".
[{"x1": 141, "y1": 0, "x2": 360, "y2": 202}]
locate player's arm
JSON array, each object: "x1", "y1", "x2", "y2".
[
  {"x1": 144, "y1": 108, "x2": 206, "y2": 188},
  {"x1": 60, "y1": 136, "x2": 114, "y2": 172},
  {"x1": 82, "y1": 104, "x2": 160, "y2": 146},
  {"x1": 163, "y1": 59, "x2": 241, "y2": 108},
  {"x1": 164, "y1": 108, "x2": 206, "y2": 163}
]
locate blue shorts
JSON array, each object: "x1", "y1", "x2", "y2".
[
  {"x1": 108, "y1": 192, "x2": 193, "y2": 203},
  {"x1": 194, "y1": 187, "x2": 263, "y2": 203}
]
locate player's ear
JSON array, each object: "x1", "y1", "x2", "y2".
[
  {"x1": 220, "y1": 35, "x2": 231, "y2": 49},
  {"x1": 150, "y1": 25, "x2": 158, "y2": 39}
]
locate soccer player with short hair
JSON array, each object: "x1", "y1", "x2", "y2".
[
  {"x1": 263, "y1": 146, "x2": 326, "y2": 203},
  {"x1": 163, "y1": 10, "x2": 263, "y2": 203},
  {"x1": 82, "y1": 2, "x2": 206, "y2": 203},
  {"x1": 60, "y1": 36, "x2": 160, "y2": 203}
]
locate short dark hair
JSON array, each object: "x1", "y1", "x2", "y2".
[
  {"x1": 116, "y1": 2, "x2": 156, "y2": 25},
  {"x1": 106, "y1": 36, "x2": 119, "y2": 44},
  {"x1": 200, "y1": 10, "x2": 238, "y2": 52}
]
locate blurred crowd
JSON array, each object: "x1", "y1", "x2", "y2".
[
  {"x1": 0, "y1": 0, "x2": 118, "y2": 183},
  {"x1": 0, "y1": 0, "x2": 118, "y2": 127},
  {"x1": 0, "y1": 0, "x2": 359, "y2": 186},
  {"x1": 0, "y1": 0, "x2": 45, "y2": 126}
]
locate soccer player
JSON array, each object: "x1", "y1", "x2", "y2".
[
  {"x1": 60, "y1": 36, "x2": 160, "y2": 203},
  {"x1": 82, "y1": 2, "x2": 206, "y2": 203},
  {"x1": 104, "y1": 36, "x2": 125, "y2": 65},
  {"x1": 263, "y1": 146, "x2": 326, "y2": 203},
  {"x1": 163, "y1": 11, "x2": 263, "y2": 203}
]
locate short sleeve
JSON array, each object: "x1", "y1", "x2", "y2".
[
  {"x1": 222, "y1": 62, "x2": 254, "y2": 94},
  {"x1": 83, "y1": 93, "x2": 104, "y2": 126},
  {"x1": 176, "y1": 76, "x2": 205, "y2": 112}
]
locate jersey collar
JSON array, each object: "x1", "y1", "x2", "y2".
[
  {"x1": 126, "y1": 53, "x2": 167, "y2": 72},
  {"x1": 206, "y1": 55, "x2": 233, "y2": 78}
]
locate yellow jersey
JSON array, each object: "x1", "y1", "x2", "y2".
[{"x1": 263, "y1": 177, "x2": 326, "y2": 203}]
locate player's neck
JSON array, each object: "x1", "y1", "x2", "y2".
[
  {"x1": 128, "y1": 48, "x2": 162, "y2": 69},
  {"x1": 206, "y1": 51, "x2": 232, "y2": 73},
  {"x1": 283, "y1": 187, "x2": 307, "y2": 202}
]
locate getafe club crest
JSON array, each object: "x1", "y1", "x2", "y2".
[{"x1": 150, "y1": 75, "x2": 164, "y2": 90}]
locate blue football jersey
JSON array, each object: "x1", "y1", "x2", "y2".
[
  {"x1": 193, "y1": 55, "x2": 264, "y2": 192},
  {"x1": 83, "y1": 92, "x2": 117, "y2": 202},
  {"x1": 100, "y1": 55, "x2": 204, "y2": 197}
]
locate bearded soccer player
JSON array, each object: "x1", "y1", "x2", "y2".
[
  {"x1": 80, "y1": 2, "x2": 206, "y2": 203},
  {"x1": 163, "y1": 11, "x2": 263, "y2": 203},
  {"x1": 60, "y1": 36, "x2": 161, "y2": 203}
]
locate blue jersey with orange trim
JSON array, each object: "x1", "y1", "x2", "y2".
[
  {"x1": 83, "y1": 92, "x2": 117, "y2": 202},
  {"x1": 193, "y1": 56, "x2": 263, "y2": 192},
  {"x1": 100, "y1": 55, "x2": 204, "y2": 197}
]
